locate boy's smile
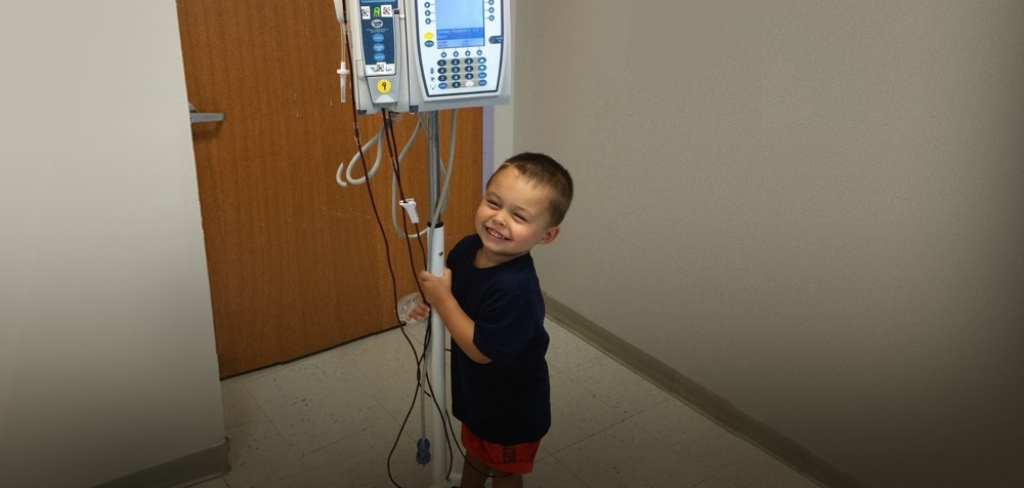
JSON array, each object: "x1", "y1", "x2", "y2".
[{"x1": 474, "y1": 168, "x2": 560, "y2": 268}]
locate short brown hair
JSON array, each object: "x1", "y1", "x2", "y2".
[{"x1": 489, "y1": 152, "x2": 573, "y2": 226}]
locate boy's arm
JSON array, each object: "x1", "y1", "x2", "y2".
[{"x1": 418, "y1": 269, "x2": 493, "y2": 364}]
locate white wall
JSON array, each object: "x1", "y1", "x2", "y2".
[
  {"x1": 511, "y1": 1, "x2": 1024, "y2": 487},
  {"x1": 0, "y1": 2, "x2": 225, "y2": 487}
]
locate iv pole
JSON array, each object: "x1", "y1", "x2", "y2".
[{"x1": 424, "y1": 111, "x2": 452, "y2": 488}]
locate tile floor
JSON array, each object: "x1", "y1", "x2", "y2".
[{"x1": 191, "y1": 319, "x2": 820, "y2": 488}]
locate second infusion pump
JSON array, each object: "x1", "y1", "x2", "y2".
[{"x1": 337, "y1": 0, "x2": 511, "y2": 114}]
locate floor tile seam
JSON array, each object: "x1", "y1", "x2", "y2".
[
  {"x1": 234, "y1": 381, "x2": 300, "y2": 456},
  {"x1": 550, "y1": 378, "x2": 626, "y2": 423},
  {"x1": 688, "y1": 462, "x2": 736, "y2": 488},
  {"x1": 621, "y1": 405, "x2": 751, "y2": 479},
  {"x1": 620, "y1": 395, "x2": 673, "y2": 420},
  {"x1": 223, "y1": 451, "x2": 305, "y2": 488},
  {"x1": 389, "y1": 326, "x2": 429, "y2": 362},
  {"x1": 547, "y1": 337, "x2": 606, "y2": 363},
  {"x1": 382, "y1": 391, "x2": 445, "y2": 451},
  {"x1": 238, "y1": 378, "x2": 328, "y2": 464},
  {"x1": 624, "y1": 407, "x2": 726, "y2": 450},
  {"x1": 355, "y1": 364, "x2": 426, "y2": 408},
  {"x1": 561, "y1": 350, "x2": 662, "y2": 392},
  {"x1": 371, "y1": 367, "x2": 426, "y2": 418},
  {"x1": 544, "y1": 454, "x2": 592, "y2": 488},
  {"x1": 686, "y1": 465, "x2": 733, "y2": 488},
  {"x1": 555, "y1": 355, "x2": 619, "y2": 398},
  {"x1": 545, "y1": 418, "x2": 630, "y2": 456},
  {"x1": 557, "y1": 364, "x2": 671, "y2": 422},
  {"x1": 617, "y1": 410, "x2": 705, "y2": 460},
  {"x1": 566, "y1": 410, "x2": 734, "y2": 486}
]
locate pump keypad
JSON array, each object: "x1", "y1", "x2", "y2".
[{"x1": 436, "y1": 58, "x2": 487, "y2": 91}]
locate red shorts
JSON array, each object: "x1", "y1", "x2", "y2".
[{"x1": 461, "y1": 424, "x2": 541, "y2": 475}]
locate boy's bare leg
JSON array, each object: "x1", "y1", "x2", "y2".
[
  {"x1": 460, "y1": 454, "x2": 490, "y2": 488},
  {"x1": 491, "y1": 469, "x2": 523, "y2": 488}
]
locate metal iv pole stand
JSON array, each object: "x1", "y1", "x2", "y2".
[{"x1": 424, "y1": 111, "x2": 454, "y2": 488}]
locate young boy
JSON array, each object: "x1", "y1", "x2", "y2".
[{"x1": 413, "y1": 152, "x2": 573, "y2": 488}]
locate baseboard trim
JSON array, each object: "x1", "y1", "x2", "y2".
[
  {"x1": 543, "y1": 294, "x2": 870, "y2": 488},
  {"x1": 93, "y1": 437, "x2": 230, "y2": 488}
]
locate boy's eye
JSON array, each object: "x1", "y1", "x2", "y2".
[
  {"x1": 487, "y1": 201, "x2": 499, "y2": 209},
  {"x1": 513, "y1": 214, "x2": 526, "y2": 222}
]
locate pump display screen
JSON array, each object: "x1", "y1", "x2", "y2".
[{"x1": 435, "y1": 0, "x2": 485, "y2": 48}]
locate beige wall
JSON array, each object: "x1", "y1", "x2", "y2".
[
  {"x1": 0, "y1": 2, "x2": 224, "y2": 487},
  {"x1": 511, "y1": 2, "x2": 1024, "y2": 487}
]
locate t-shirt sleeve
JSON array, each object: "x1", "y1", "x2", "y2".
[{"x1": 471, "y1": 286, "x2": 541, "y2": 364}]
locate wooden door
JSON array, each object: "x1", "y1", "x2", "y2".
[{"x1": 176, "y1": 0, "x2": 482, "y2": 378}]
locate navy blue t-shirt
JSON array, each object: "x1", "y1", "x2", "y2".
[{"x1": 448, "y1": 234, "x2": 551, "y2": 445}]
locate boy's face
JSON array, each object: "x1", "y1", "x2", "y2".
[{"x1": 474, "y1": 168, "x2": 560, "y2": 267}]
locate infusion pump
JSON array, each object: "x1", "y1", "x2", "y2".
[{"x1": 335, "y1": 0, "x2": 511, "y2": 114}]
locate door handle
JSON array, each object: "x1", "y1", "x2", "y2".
[{"x1": 189, "y1": 102, "x2": 225, "y2": 124}]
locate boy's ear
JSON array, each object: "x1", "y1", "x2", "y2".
[{"x1": 539, "y1": 225, "x2": 561, "y2": 245}]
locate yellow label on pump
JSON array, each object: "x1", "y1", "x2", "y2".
[
  {"x1": 424, "y1": 32, "x2": 435, "y2": 40},
  {"x1": 376, "y1": 79, "x2": 392, "y2": 94}
]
